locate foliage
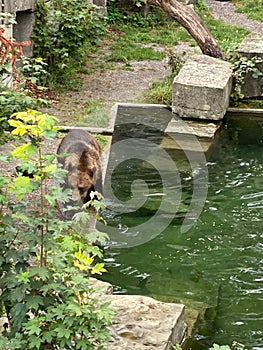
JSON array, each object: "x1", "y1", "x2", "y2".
[
  {"x1": 32, "y1": 0, "x2": 106, "y2": 89},
  {"x1": 209, "y1": 341, "x2": 248, "y2": 350},
  {"x1": 0, "y1": 14, "x2": 50, "y2": 138},
  {"x1": 227, "y1": 52, "x2": 263, "y2": 101},
  {"x1": 172, "y1": 341, "x2": 248, "y2": 350},
  {"x1": 107, "y1": 0, "x2": 166, "y2": 27},
  {"x1": 0, "y1": 110, "x2": 114, "y2": 349},
  {"x1": 18, "y1": 56, "x2": 50, "y2": 88},
  {"x1": 0, "y1": 90, "x2": 40, "y2": 136}
]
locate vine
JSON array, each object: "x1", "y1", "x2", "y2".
[{"x1": 228, "y1": 52, "x2": 263, "y2": 101}]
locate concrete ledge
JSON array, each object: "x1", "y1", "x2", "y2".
[
  {"x1": 172, "y1": 54, "x2": 232, "y2": 120},
  {"x1": 227, "y1": 107, "x2": 263, "y2": 117}
]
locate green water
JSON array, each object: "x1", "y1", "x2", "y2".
[{"x1": 100, "y1": 107, "x2": 263, "y2": 349}]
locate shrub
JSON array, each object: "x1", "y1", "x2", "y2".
[
  {"x1": 0, "y1": 110, "x2": 114, "y2": 349},
  {"x1": 32, "y1": 0, "x2": 106, "y2": 88}
]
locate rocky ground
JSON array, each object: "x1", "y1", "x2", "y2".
[{"x1": 42, "y1": 0, "x2": 263, "y2": 128}]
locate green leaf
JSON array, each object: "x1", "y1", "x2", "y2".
[
  {"x1": 66, "y1": 302, "x2": 83, "y2": 316},
  {"x1": 24, "y1": 318, "x2": 42, "y2": 336},
  {"x1": 29, "y1": 266, "x2": 50, "y2": 281},
  {"x1": 8, "y1": 177, "x2": 36, "y2": 199},
  {"x1": 91, "y1": 262, "x2": 107, "y2": 275},
  {"x1": 55, "y1": 325, "x2": 71, "y2": 339},
  {"x1": 16, "y1": 271, "x2": 30, "y2": 284},
  {"x1": 11, "y1": 143, "x2": 37, "y2": 160},
  {"x1": 26, "y1": 295, "x2": 44, "y2": 310},
  {"x1": 27, "y1": 336, "x2": 42, "y2": 349}
]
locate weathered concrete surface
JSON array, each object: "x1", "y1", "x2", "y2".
[
  {"x1": 91, "y1": 279, "x2": 187, "y2": 350},
  {"x1": 238, "y1": 32, "x2": 263, "y2": 98},
  {"x1": 3, "y1": 0, "x2": 37, "y2": 13},
  {"x1": 172, "y1": 54, "x2": 232, "y2": 120}
]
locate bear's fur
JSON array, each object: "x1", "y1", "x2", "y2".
[{"x1": 57, "y1": 130, "x2": 102, "y2": 215}]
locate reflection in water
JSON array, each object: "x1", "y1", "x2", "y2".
[{"x1": 101, "y1": 109, "x2": 263, "y2": 349}]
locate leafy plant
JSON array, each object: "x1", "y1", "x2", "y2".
[
  {"x1": 228, "y1": 53, "x2": 263, "y2": 101},
  {"x1": 0, "y1": 14, "x2": 49, "y2": 137},
  {"x1": 32, "y1": 0, "x2": 106, "y2": 89},
  {"x1": 0, "y1": 90, "x2": 34, "y2": 134},
  {"x1": 0, "y1": 110, "x2": 114, "y2": 349},
  {"x1": 18, "y1": 56, "x2": 50, "y2": 88}
]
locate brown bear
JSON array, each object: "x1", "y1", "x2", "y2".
[{"x1": 57, "y1": 129, "x2": 102, "y2": 217}]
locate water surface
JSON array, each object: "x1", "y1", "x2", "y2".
[{"x1": 100, "y1": 107, "x2": 263, "y2": 349}]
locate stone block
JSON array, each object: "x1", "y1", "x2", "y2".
[
  {"x1": 238, "y1": 32, "x2": 263, "y2": 98},
  {"x1": 172, "y1": 54, "x2": 232, "y2": 120}
]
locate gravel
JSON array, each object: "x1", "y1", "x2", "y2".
[{"x1": 206, "y1": 0, "x2": 263, "y2": 34}]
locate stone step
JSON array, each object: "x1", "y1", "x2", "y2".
[{"x1": 162, "y1": 117, "x2": 222, "y2": 156}]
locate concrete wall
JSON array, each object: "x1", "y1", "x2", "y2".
[
  {"x1": 2, "y1": 0, "x2": 37, "y2": 57},
  {"x1": 3, "y1": 0, "x2": 37, "y2": 13}
]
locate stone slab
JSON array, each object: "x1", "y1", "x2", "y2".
[
  {"x1": 105, "y1": 295, "x2": 186, "y2": 350},
  {"x1": 238, "y1": 32, "x2": 263, "y2": 98},
  {"x1": 172, "y1": 54, "x2": 232, "y2": 120},
  {"x1": 89, "y1": 279, "x2": 187, "y2": 350}
]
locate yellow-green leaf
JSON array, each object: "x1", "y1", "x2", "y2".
[
  {"x1": 11, "y1": 143, "x2": 37, "y2": 160},
  {"x1": 74, "y1": 260, "x2": 89, "y2": 271},
  {"x1": 8, "y1": 177, "x2": 35, "y2": 199},
  {"x1": 91, "y1": 263, "x2": 107, "y2": 275},
  {"x1": 8, "y1": 120, "x2": 28, "y2": 136}
]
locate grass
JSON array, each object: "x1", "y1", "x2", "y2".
[
  {"x1": 108, "y1": 39, "x2": 164, "y2": 62},
  {"x1": 106, "y1": 0, "x2": 250, "y2": 66},
  {"x1": 142, "y1": 75, "x2": 175, "y2": 105},
  {"x1": 232, "y1": 0, "x2": 263, "y2": 21},
  {"x1": 74, "y1": 100, "x2": 111, "y2": 128},
  {"x1": 195, "y1": 0, "x2": 250, "y2": 50},
  {"x1": 141, "y1": 0, "x2": 252, "y2": 106}
]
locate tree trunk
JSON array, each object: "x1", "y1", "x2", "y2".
[{"x1": 149, "y1": 0, "x2": 225, "y2": 59}]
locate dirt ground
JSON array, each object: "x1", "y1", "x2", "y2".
[{"x1": 40, "y1": 0, "x2": 263, "y2": 128}]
